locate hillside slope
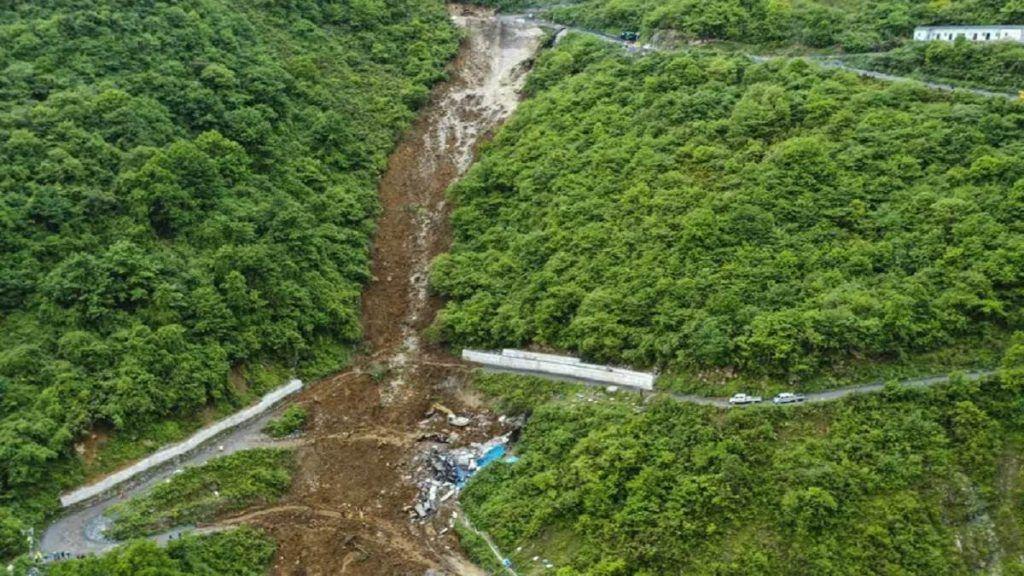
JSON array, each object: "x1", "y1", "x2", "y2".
[
  {"x1": 463, "y1": 353, "x2": 1024, "y2": 575},
  {"x1": 479, "y1": 0, "x2": 1023, "y2": 50},
  {"x1": 431, "y1": 36, "x2": 1024, "y2": 384},
  {"x1": 0, "y1": 0, "x2": 458, "y2": 552},
  {"x1": 845, "y1": 39, "x2": 1024, "y2": 94}
]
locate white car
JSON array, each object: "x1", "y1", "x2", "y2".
[
  {"x1": 772, "y1": 392, "x2": 806, "y2": 405},
  {"x1": 728, "y1": 393, "x2": 763, "y2": 405}
]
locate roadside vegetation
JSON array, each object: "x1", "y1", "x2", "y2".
[
  {"x1": 262, "y1": 405, "x2": 309, "y2": 438},
  {"x1": 0, "y1": 0, "x2": 458, "y2": 553},
  {"x1": 845, "y1": 39, "x2": 1024, "y2": 94},
  {"x1": 455, "y1": 522, "x2": 508, "y2": 575},
  {"x1": 34, "y1": 527, "x2": 275, "y2": 576},
  {"x1": 107, "y1": 448, "x2": 293, "y2": 540},
  {"x1": 477, "y1": 0, "x2": 1022, "y2": 51},
  {"x1": 432, "y1": 35, "x2": 1024, "y2": 390},
  {"x1": 462, "y1": 340, "x2": 1024, "y2": 574}
]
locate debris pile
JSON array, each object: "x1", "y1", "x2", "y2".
[{"x1": 411, "y1": 434, "x2": 513, "y2": 520}]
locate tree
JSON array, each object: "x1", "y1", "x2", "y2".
[{"x1": 0, "y1": 507, "x2": 25, "y2": 558}]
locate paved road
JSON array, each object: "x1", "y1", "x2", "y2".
[
  {"x1": 515, "y1": 15, "x2": 1018, "y2": 100},
  {"x1": 792, "y1": 58, "x2": 1016, "y2": 100},
  {"x1": 479, "y1": 364, "x2": 995, "y2": 408},
  {"x1": 38, "y1": 404, "x2": 302, "y2": 561},
  {"x1": 670, "y1": 369, "x2": 995, "y2": 408}
]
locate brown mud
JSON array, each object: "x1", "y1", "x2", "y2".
[{"x1": 229, "y1": 8, "x2": 545, "y2": 575}]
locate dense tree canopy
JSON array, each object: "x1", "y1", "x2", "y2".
[
  {"x1": 846, "y1": 38, "x2": 1024, "y2": 93},
  {"x1": 0, "y1": 0, "x2": 458, "y2": 549},
  {"x1": 462, "y1": 359, "x2": 1024, "y2": 575},
  {"x1": 431, "y1": 36, "x2": 1024, "y2": 381},
  {"x1": 485, "y1": 0, "x2": 1024, "y2": 50}
]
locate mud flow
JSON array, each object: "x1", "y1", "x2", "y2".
[{"x1": 232, "y1": 10, "x2": 544, "y2": 576}]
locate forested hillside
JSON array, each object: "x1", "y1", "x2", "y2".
[
  {"x1": 845, "y1": 39, "x2": 1024, "y2": 93},
  {"x1": 431, "y1": 36, "x2": 1024, "y2": 382},
  {"x1": 463, "y1": 346, "x2": 1024, "y2": 575},
  {"x1": 482, "y1": 0, "x2": 1024, "y2": 50},
  {"x1": 0, "y1": 0, "x2": 457, "y2": 551}
]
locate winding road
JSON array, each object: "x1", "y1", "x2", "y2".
[
  {"x1": 665, "y1": 370, "x2": 996, "y2": 408},
  {"x1": 38, "y1": 401, "x2": 304, "y2": 559},
  {"x1": 479, "y1": 364, "x2": 996, "y2": 408},
  {"x1": 515, "y1": 14, "x2": 1019, "y2": 100},
  {"x1": 781, "y1": 58, "x2": 1016, "y2": 100}
]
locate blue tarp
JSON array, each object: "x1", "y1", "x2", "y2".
[
  {"x1": 455, "y1": 442, "x2": 515, "y2": 488},
  {"x1": 476, "y1": 444, "x2": 506, "y2": 469}
]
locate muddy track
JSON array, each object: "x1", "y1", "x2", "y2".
[{"x1": 229, "y1": 9, "x2": 545, "y2": 576}]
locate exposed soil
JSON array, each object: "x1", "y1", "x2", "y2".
[{"x1": 230, "y1": 9, "x2": 545, "y2": 575}]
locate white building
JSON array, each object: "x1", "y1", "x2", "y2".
[{"x1": 913, "y1": 25, "x2": 1024, "y2": 43}]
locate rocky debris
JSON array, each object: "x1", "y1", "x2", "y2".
[
  {"x1": 425, "y1": 403, "x2": 473, "y2": 428},
  {"x1": 410, "y1": 434, "x2": 513, "y2": 520},
  {"x1": 447, "y1": 414, "x2": 471, "y2": 427},
  {"x1": 416, "y1": 431, "x2": 455, "y2": 444}
]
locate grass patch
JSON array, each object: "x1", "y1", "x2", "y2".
[
  {"x1": 43, "y1": 526, "x2": 275, "y2": 576},
  {"x1": 505, "y1": 526, "x2": 581, "y2": 575},
  {"x1": 107, "y1": 449, "x2": 294, "y2": 540},
  {"x1": 262, "y1": 405, "x2": 309, "y2": 438},
  {"x1": 473, "y1": 371, "x2": 589, "y2": 414}
]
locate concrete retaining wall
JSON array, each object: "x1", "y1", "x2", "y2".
[
  {"x1": 462, "y1": 349, "x2": 655, "y2": 390},
  {"x1": 60, "y1": 379, "x2": 304, "y2": 508},
  {"x1": 500, "y1": 349, "x2": 582, "y2": 364}
]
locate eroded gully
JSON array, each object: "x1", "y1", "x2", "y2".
[
  {"x1": 222, "y1": 10, "x2": 544, "y2": 576},
  {"x1": 39, "y1": 9, "x2": 543, "y2": 575}
]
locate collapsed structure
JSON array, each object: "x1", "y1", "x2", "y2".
[{"x1": 412, "y1": 434, "x2": 512, "y2": 519}]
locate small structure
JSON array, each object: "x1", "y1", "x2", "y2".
[{"x1": 913, "y1": 25, "x2": 1024, "y2": 43}]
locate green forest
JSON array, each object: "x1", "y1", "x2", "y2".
[
  {"x1": 462, "y1": 339, "x2": 1024, "y2": 575},
  {"x1": 431, "y1": 35, "x2": 1024, "y2": 384},
  {"x1": 846, "y1": 38, "x2": 1024, "y2": 93},
  {"x1": 0, "y1": 0, "x2": 458, "y2": 551},
  {"x1": 107, "y1": 448, "x2": 293, "y2": 540},
  {"x1": 479, "y1": 0, "x2": 1024, "y2": 50}
]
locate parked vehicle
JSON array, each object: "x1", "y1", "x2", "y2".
[
  {"x1": 620, "y1": 31, "x2": 639, "y2": 42},
  {"x1": 728, "y1": 393, "x2": 762, "y2": 405},
  {"x1": 772, "y1": 392, "x2": 806, "y2": 404}
]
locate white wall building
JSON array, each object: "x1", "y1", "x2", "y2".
[{"x1": 913, "y1": 25, "x2": 1024, "y2": 43}]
